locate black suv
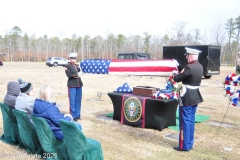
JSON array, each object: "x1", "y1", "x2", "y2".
[{"x1": 117, "y1": 52, "x2": 151, "y2": 60}]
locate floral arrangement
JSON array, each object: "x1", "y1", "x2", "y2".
[
  {"x1": 151, "y1": 75, "x2": 181, "y2": 100},
  {"x1": 166, "y1": 75, "x2": 182, "y2": 92},
  {"x1": 224, "y1": 73, "x2": 240, "y2": 106}
]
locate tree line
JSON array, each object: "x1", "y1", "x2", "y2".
[{"x1": 0, "y1": 17, "x2": 239, "y2": 65}]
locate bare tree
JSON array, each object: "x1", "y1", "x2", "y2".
[
  {"x1": 235, "y1": 16, "x2": 240, "y2": 53},
  {"x1": 107, "y1": 33, "x2": 115, "y2": 59},
  {"x1": 84, "y1": 35, "x2": 90, "y2": 59},
  {"x1": 90, "y1": 37, "x2": 97, "y2": 58},
  {"x1": 133, "y1": 35, "x2": 142, "y2": 52},
  {"x1": 168, "y1": 21, "x2": 187, "y2": 45},
  {"x1": 210, "y1": 24, "x2": 226, "y2": 45},
  {"x1": 143, "y1": 32, "x2": 151, "y2": 53},
  {"x1": 116, "y1": 34, "x2": 126, "y2": 58},
  {"x1": 94, "y1": 35, "x2": 103, "y2": 59},
  {"x1": 9, "y1": 26, "x2": 22, "y2": 61},
  {"x1": 151, "y1": 35, "x2": 162, "y2": 59},
  {"x1": 225, "y1": 18, "x2": 236, "y2": 55}
]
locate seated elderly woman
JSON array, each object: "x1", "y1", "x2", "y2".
[{"x1": 33, "y1": 85, "x2": 82, "y2": 140}]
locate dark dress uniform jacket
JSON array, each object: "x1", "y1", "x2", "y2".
[
  {"x1": 65, "y1": 63, "x2": 83, "y2": 88},
  {"x1": 173, "y1": 60, "x2": 203, "y2": 106}
]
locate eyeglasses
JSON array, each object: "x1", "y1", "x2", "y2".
[{"x1": 70, "y1": 57, "x2": 76, "y2": 59}]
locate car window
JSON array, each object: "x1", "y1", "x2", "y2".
[
  {"x1": 126, "y1": 55, "x2": 133, "y2": 59},
  {"x1": 55, "y1": 58, "x2": 61, "y2": 60},
  {"x1": 118, "y1": 55, "x2": 125, "y2": 59},
  {"x1": 136, "y1": 55, "x2": 148, "y2": 59},
  {"x1": 118, "y1": 53, "x2": 150, "y2": 60}
]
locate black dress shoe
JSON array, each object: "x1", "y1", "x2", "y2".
[
  {"x1": 73, "y1": 118, "x2": 78, "y2": 121},
  {"x1": 173, "y1": 146, "x2": 190, "y2": 151},
  {"x1": 173, "y1": 146, "x2": 181, "y2": 151}
]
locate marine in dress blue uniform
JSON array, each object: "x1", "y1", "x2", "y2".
[
  {"x1": 65, "y1": 53, "x2": 83, "y2": 121},
  {"x1": 173, "y1": 47, "x2": 204, "y2": 151}
]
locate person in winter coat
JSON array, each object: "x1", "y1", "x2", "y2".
[
  {"x1": 15, "y1": 78, "x2": 35, "y2": 123},
  {"x1": 4, "y1": 81, "x2": 20, "y2": 110},
  {"x1": 33, "y1": 84, "x2": 82, "y2": 140}
]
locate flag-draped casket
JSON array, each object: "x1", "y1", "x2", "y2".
[{"x1": 80, "y1": 59, "x2": 178, "y2": 75}]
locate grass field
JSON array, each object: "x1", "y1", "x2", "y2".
[{"x1": 0, "y1": 62, "x2": 240, "y2": 160}]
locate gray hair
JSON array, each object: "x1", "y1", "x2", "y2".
[{"x1": 36, "y1": 85, "x2": 55, "y2": 103}]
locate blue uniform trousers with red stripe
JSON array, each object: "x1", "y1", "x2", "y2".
[
  {"x1": 179, "y1": 105, "x2": 197, "y2": 151},
  {"x1": 68, "y1": 87, "x2": 82, "y2": 119}
]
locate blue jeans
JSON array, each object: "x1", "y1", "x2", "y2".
[{"x1": 68, "y1": 87, "x2": 82, "y2": 119}]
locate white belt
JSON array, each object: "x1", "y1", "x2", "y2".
[
  {"x1": 185, "y1": 85, "x2": 199, "y2": 89},
  {"x1": 180, "y1": 85, "x2": 199, "y2": 97}
]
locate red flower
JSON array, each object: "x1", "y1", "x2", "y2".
[{"x1": 225, "y1": 80, "x2": 230, "y2": 85}]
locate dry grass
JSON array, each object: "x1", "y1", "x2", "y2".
[{"x1": 0, "y1": 62, "x2": 240, "y2": 160}]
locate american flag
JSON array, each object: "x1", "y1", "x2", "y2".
[
  {"x1": 80, "y1": 59, "x2": 178, "y2": 75},
  {"x1": 114, "y1": 82, "x2": 133, "y2": 93},
  {"x1": 80, "y1": 59, "x2": 111, "y2": 74}
]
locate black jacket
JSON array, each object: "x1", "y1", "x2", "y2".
[
  {"x1": 173, "y1": 60, "x2": 203, "y2": 106},
  {"x1": 65, "y1": 63, "x2": 83, "y2": 88}
]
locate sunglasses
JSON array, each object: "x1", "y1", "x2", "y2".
[{"x1": 70, "y1": 57, "x2": 76, "y2": 59}]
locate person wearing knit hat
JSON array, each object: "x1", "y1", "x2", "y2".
[
  {"x1": 18, "y1": 78, "x2": 33, "y2": 94},
  {"x1": 15, "y1": 78, "x2": 35, "y2": 123},
  {"x1": 4, "y1": 81, "x2": 21, "y2": 110}
]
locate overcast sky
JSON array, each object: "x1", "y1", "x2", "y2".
[{"x1": 0, "y1": 0, "x2": 239, "y2": 39}]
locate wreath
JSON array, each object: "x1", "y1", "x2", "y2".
[{"x1": 224, "y1": 73, "x2": 240, "y2": 106}]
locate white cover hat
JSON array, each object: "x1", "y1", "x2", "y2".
[
  {"x1": 184, "y1": 47, "x2": 202, "y2": 55},
  {"x1": 68, "y1": 52, "x2": 78, "y2": 58}
]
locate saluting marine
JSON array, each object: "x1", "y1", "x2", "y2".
[
  {"x1": 65, "y1": 53, "x2": 83, "y2": 121},
  {"x1": 172, "y1": 47, "x2": 204, "y2": 151}
]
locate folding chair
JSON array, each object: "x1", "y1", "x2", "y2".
[
  {"x1": 12, "y1": 109, "x2": 43, "y2": 154},
  {"x1": 31, "y1": 115, "x2": 69, "y2": 160},
  {"x1": 59, "y1": 120, "x2": 104, "y2": 160},
  {"x1": 0, "y1": 102, "x2": 21, "y2": 145}
]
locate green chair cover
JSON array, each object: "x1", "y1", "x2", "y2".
[
  {"x1": 31, "y1": 115, "x2": 69, "y2": 160},
  {"x1": 0, "y1": 102, "x2": 22, "y2": 145},
  {"x1": 59, "y1": 120, "x2": 104, "y2": 160},
  {"x1": 12, "y1": 109, "x2": 43, "y2": 154}
]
